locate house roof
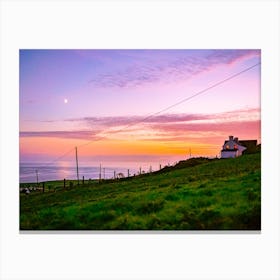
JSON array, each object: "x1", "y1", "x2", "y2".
[
  {"x1": 238, "y1": 140, "x2": 257, "y2": 146},
  {"x1": 223, "y1": 140, "x2": 242, "y2": 146},
  {"x1": 223, "y1": 139, "x2": 257, "y2": 147}
]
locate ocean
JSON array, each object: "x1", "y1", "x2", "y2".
[
  {"x1": 20, "y1": 163, "x2": 139, "y2": 183},
  {"x1": 19, "y1": 155, "x2": 184, "y2": 184}
]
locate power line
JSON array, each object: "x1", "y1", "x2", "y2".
[
  {"x1": 43, "y1": 147, "x2": 75, "y2": 166},
  {"x1": 77, "y1": 62, "x2": 261, "y2": 149},
  {"x1": 32, "y1": 62, "x2": 260, "y2": 166},
  {"x1": 142, "y1": 62, "x2": 260, "y2": 118}
]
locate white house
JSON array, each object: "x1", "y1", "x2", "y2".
[{"x1": 220, "y1": 135, "x2": 247, "y2": 158}]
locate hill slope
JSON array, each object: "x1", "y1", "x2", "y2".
[{"x1": 20, "y1": 153, "x2": 261, "y2": 230}]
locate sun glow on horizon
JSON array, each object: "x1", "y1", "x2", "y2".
[{"x1": 20, "y1": 49, "x2": 261, "y2": 165}]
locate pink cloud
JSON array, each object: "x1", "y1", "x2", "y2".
[
  {"x1": 21, "y1": 108, "x2": 260, "y2": 144},
  {"x1": 20, "y1": 130, "x2": 104, "y2": 141},
  {"x1": 65, "y1": 113, "x2": 210, "y2": 128},
  {"x1": 148, "y1": 120, "x2": 260, "y2": 137},
  {"x1": 88, "y1": 50, "x2": 260, "y2": 88}
]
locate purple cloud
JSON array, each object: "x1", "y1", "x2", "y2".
[
  {"x1": 206, "y1": 49, "x2": 260, "y2": 65},
  {"x1": 148, "y1": 120, "x2": 260, "y2": 134},
  {"x1": 65, "y1": 108, "x2": 260, "y2": 131},
  {"x1": 20, "y1": 108, "x2": 260, "y2": 142},
  {"x1": 65, "y1": 113, "x2": 210, "y2": 128},
  {"x1": 20, "y1": 130, "x2": 104, "y2": 141},
  {"x1": 88, "y1": 50, "x2": 260, "y2": 88}
]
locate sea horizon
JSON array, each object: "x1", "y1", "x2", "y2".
[{"x1": 19, "y1": 161, "x2": 170, "y2": 184}]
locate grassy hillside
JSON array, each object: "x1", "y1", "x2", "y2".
[{"x1": 20, "y1": 153, "x2": 261, "y2": 230}]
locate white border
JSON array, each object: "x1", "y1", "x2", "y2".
[{"x1": 1, "y1": 1, "x2": 279, "y2": 280}]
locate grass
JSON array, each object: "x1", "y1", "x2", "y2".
[{"x1": 20, "y1": 153, "x2": 261, "y2": 230}]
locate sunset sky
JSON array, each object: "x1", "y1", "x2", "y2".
[{"x1": 19, "y1": 49, "x2": 261, "y2": 169}]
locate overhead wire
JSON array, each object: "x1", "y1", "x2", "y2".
[
  {"x1": 38, "y1": 62, "x2": 261, "y2": 164},
  {"x1": 77, "y1": 62, "x2": 261, "y2": 149}
]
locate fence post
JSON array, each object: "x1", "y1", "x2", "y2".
[
  {"x1": 82, "y1": 176, "x2": 84, "y2": 185},
  {"x1": 43, "y1": 182, "x2": 45, "y2": 193},
  {"x1": 64, "y1": 178, "x2": 66, "y2": 188}
]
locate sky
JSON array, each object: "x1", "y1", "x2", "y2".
[{"x1": 19, "y1": 49, "x2": 261, "y2": 169}]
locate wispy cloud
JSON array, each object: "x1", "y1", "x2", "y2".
[
  {"x1": 19, "y1": 130, "x2": 104, "y2": 141},
  {"x1": 88, "y1": 50, "x2": 260, "y2": 88},
  {"x1": 65, "y1": 108, "x2": 260, "y2": 129},
  {"x1": 20, "y1": 108, "x2": 260, "y2": 143},
  {"x1": 65, "y1": 113, "x2": 210, "y2": 128},
  {"x1": 139, "y1": 108, "x2": 260, "y2": 142},
  {"x1": 147, "y1": 120, "x2": 260, "y2": 138},
  {"x1": 206, "y1": 50, "x2": 260, "y2": 65}
]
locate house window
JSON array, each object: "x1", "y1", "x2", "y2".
[
  {"x1": 226, "y1": 145, "x2": 230, "y2": 149},
  {"x1": 234, "y1": 144, "x2": 238, "y2": 149}
]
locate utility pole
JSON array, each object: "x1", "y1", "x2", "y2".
[
  {"x1": 99, "y1": 164, "x2": 101, "y2": 182},
  {"x1": 75, "y1": 146, "x2": 79, "y2": 185},
  {"x1": 127, "y1": 169, "x2": 130, "y2": 177},
  {"x1": 35, "y1": 169, "x2": 39, "y2": 185},
  {"x1": 103, "y1": 168, "x2": 105, "y2": 180},
  {"x1": 189, "y1": 148, "x2": 192, "y2": 159}
]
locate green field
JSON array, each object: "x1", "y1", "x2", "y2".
[{"x1": 20, "y1": 153, "x2": 261, "y2": 230}]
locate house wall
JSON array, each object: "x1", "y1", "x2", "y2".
[
  {"x1": 221, "y1": 150, "x2": 238, "y2": 158},
  {"x1": 223, "y1": 139, "x2": 243, "y2": 150},
  {"x1": 236, "y1": 145, "x2": 246, "y2": 156},
  {"x1": 222, "y1": 140, "x2": 246, "y2": 155},
  {"x1": 221, "y1": 136, "x2": 247, "y2": 158}
]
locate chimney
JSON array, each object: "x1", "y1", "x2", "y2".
[
  {"x1": 229, "y1": 135, "x2": 234, "y2": 141},
  {"x1": 234, "y1": 137, "x2": 238, "y2": 142}
]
